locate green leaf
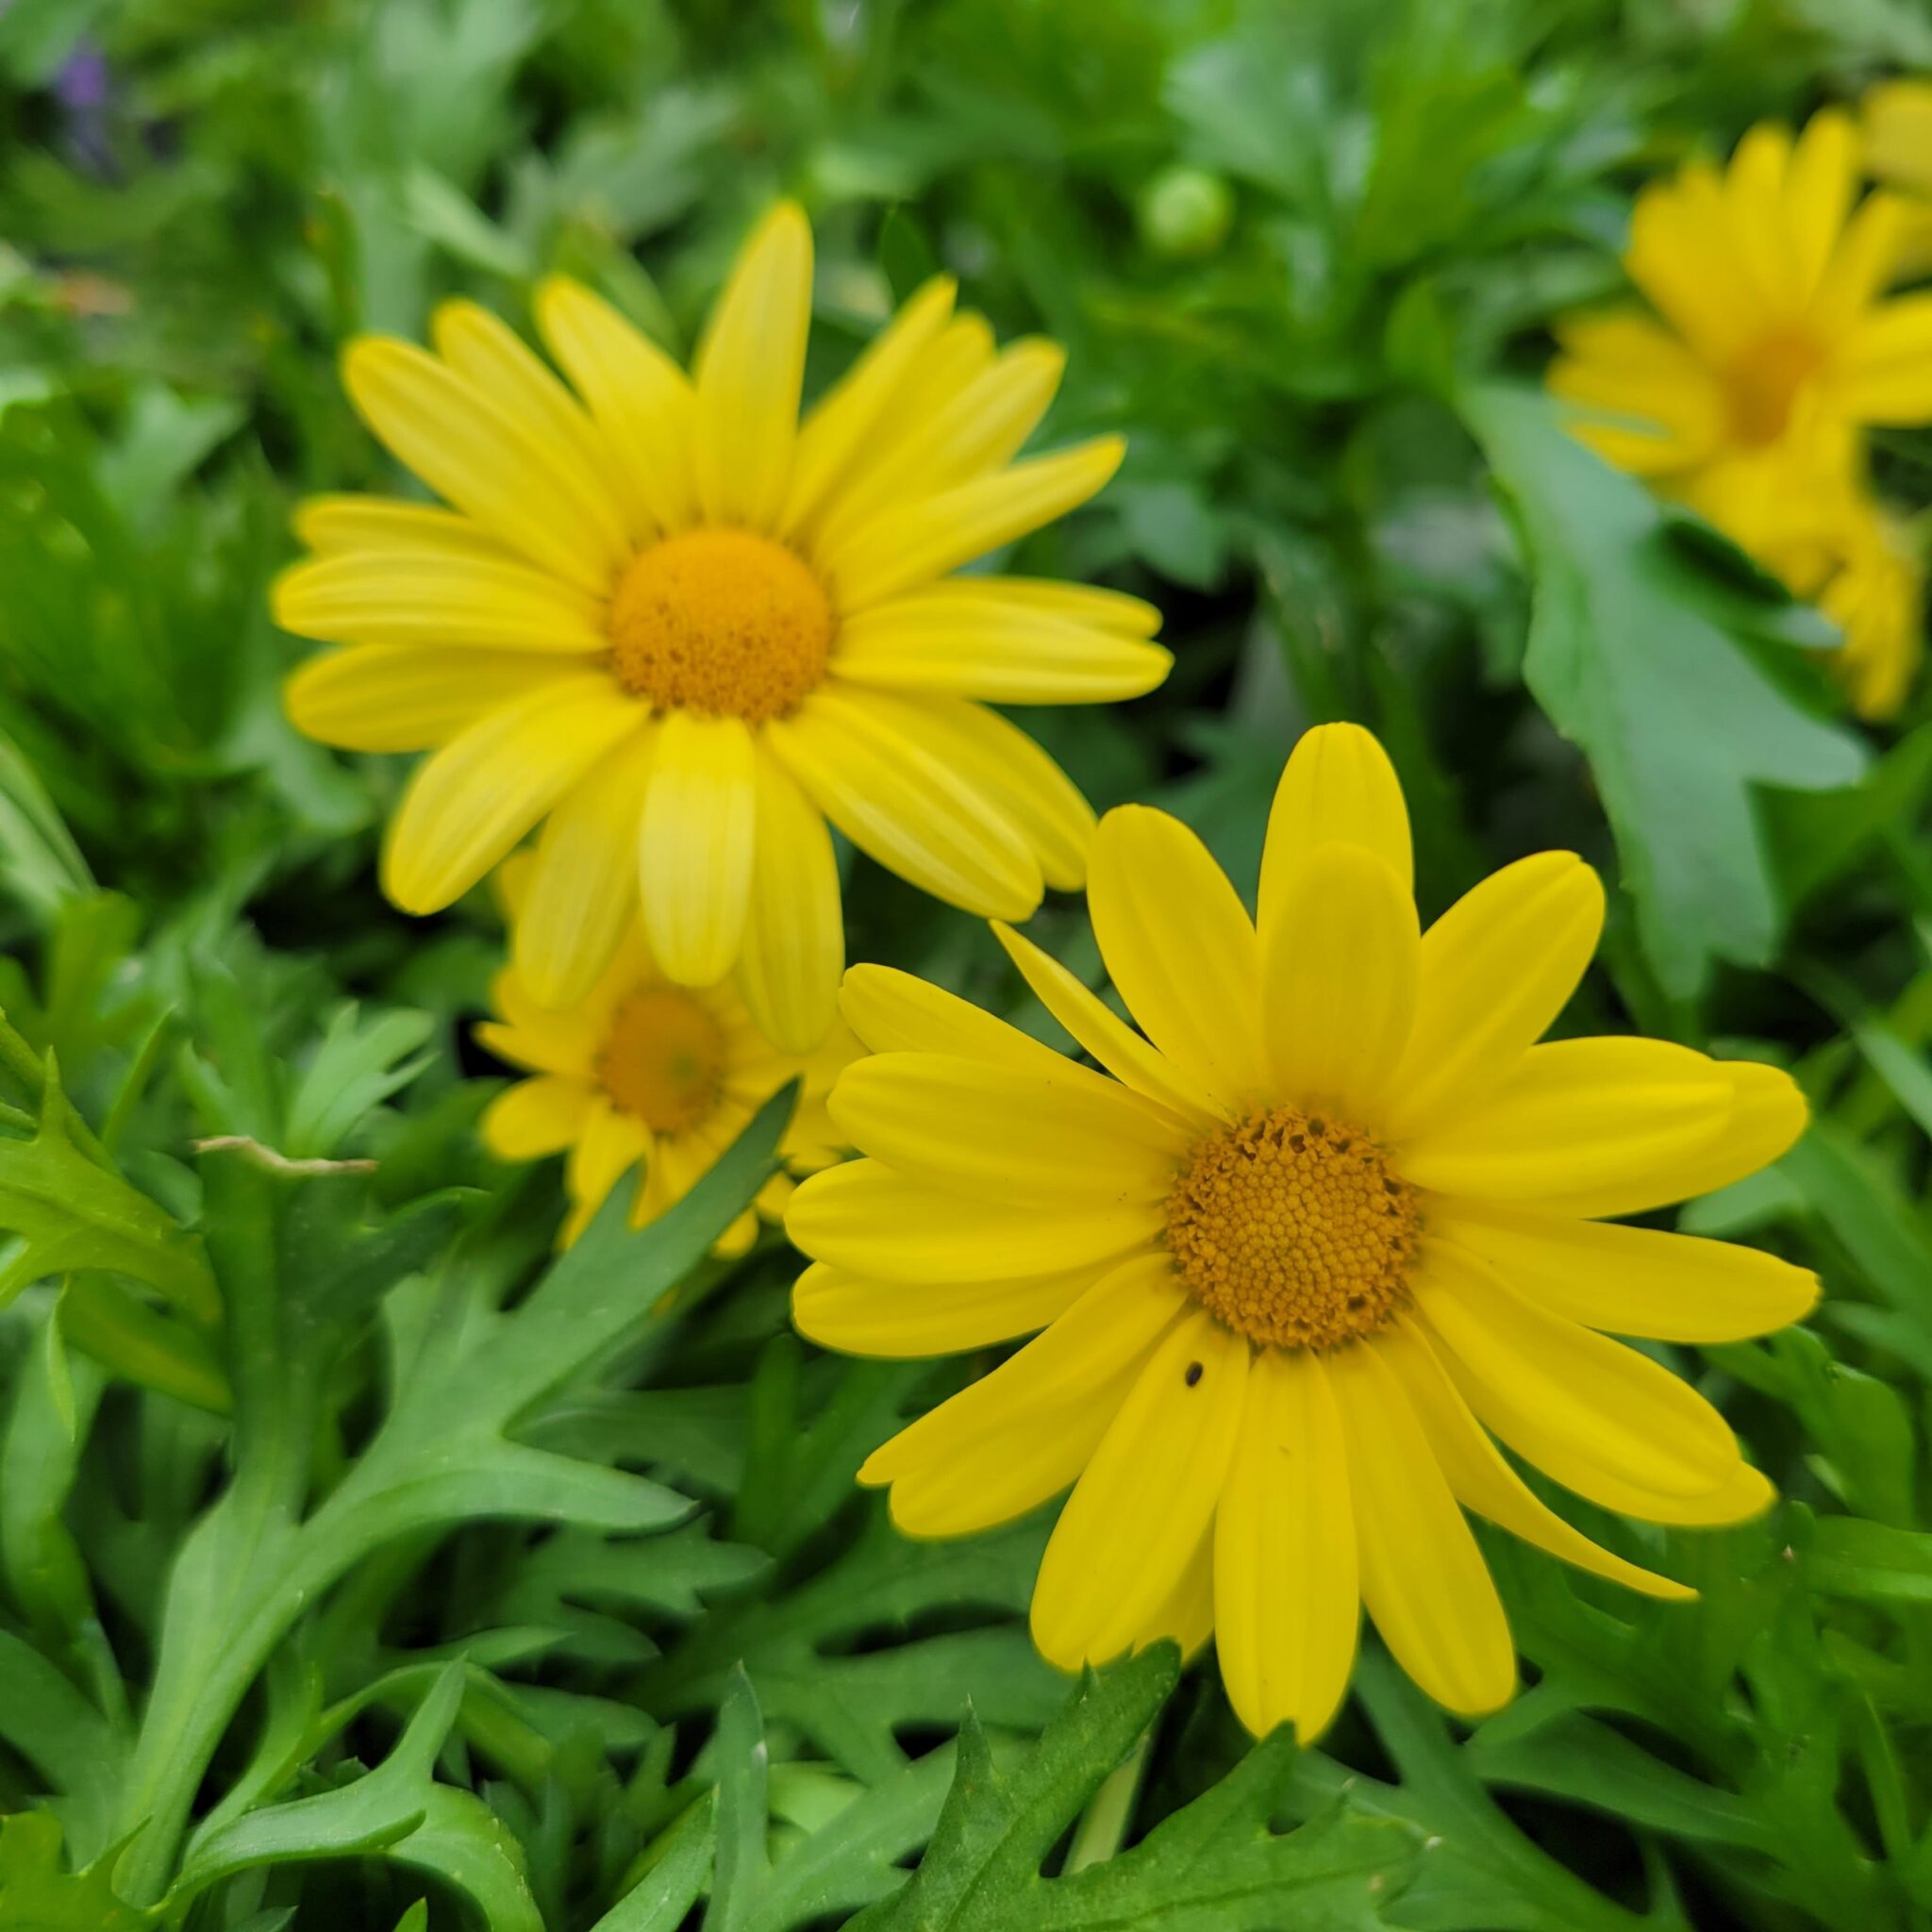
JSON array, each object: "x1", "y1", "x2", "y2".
[
  {"x1": 851, "y1": 1646, "x2": 1417, "y2": 1931},
  {"x1": 0, "y1": 728, "x2": 92, "y2": 918},
  {"x1": 1798, "y1": 1512, "x2": 1932, "y2": 1607},
  {"x1": 1458, "y1": 383, "x2": 1864, "y2": 996},
  {"x1": 0, "y1": 1814, "x2": 151, "y2": 1930}
]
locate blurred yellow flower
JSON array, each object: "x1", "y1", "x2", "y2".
[
  {"x1": 479, "y1": 861, "x2": 855, "y2": 1250},
  {"x1": 1549, "y1": 109, "x2": 1932, "y2": 560},
  {"x1": 1816, "y1": 499, "x2": 1925, "y2": 721},
  {"x1": 788, "y1": 724, "x2": 1816, "y2": 1739},
  {"x1": 1863, "y1": 81, "x2": 1932, "y2": 280},
  {"x1": 278, "y1": 203, "x2": 1168, "y2": 1052}
]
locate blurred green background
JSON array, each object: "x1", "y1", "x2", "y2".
[{"x1": 7, "y1": 1, "x2": 1932, "y2": 1927}]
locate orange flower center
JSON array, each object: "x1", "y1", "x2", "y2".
[
  {"x1": 1166, "y1": 1108, "x2": 1419, "y2": 1350},
  {"x1": 1724, "y1": 331, "x2": 1821, "y2": 447},
  {"x1": 607, "y1": 529, "x2": 835, "y2": 722},
  {"x1": 596, "y1": 988, "x2": 726, "y2": 1134}
]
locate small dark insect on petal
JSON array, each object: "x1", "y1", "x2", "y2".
[{"x1": 1184, "y1": 1361, "x2": 1204, "y2": 1388}]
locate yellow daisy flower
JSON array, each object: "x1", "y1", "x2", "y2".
[
  {"x1": 1548, "y1": 108, "x2": 1932, "y2": 561},
  {"x1": 277, "y1": 203, "x2": 1168, "y2": 1052},
  {"x1": 786, "y1": 724, "x2": 1817, "y2": 1738},
  {"x1": 478, "y1": 862, "x2": 856, "y2": 1251},
  {"x1": 1816, "y1": 497, "x2": 1925, "y2": 722}
]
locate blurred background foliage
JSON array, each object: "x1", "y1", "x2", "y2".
[{"x1": 5, "y1": 0, "x2": 1932, "y2": 1926}]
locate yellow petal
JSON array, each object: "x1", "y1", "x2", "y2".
[
  {"x1": 1808, "y1": 192, "x2": 1907, "y2": 341},
  {"x1": 273, "y1": 551, "x2": 609, "y2": 653},
  {"x1": 827, "y1": 1052, "x2": 1187, "y2": 1208},
  {"x1": 1841, "y1": 294, "x2": 1932, "y2": 421},
  {"x1": 791, "y1": 1258, "x2": 1096, "y2": 1358},
  {"x1": 885, "y1": 693, "x2": 1095, "y2": 891},
  {"x1": 293, "y1": 494, "x2": 507, "y2": 559},
  {"x1": 1512, "y1": 1058, "x2": 1807, "y2": 1219},
  {"x1": 563, "y1": 1100, "x2": 650, "y2": 1237},
  {"x1": 476, "y1": 967, "x2": 603, "y2": 1077},
  {"x1": 1262, "y1": 842, "x2": 1418, "y2": 1122},
  {"x1": 1411, "y1": 1241, "x2": 1743, "y2": 1507},
  {"x1": 1864, "y1": 81, "x2": 1932, "y2": 197},
  {"x1": 1625, "y1": 168, "x2": 1756, "y2": 362},
  {"x1": 1787, "y1": 108, "x2": 1858, "y2": 306},
  {"x1": 535, "y1": 276, "x2": 698, "y2": 535},
  {"x1": 1429, "y1": 1202, "x2": 1818, "y2": 1343},
  {"x1": 480, "y1": 1074, "x2": 593, "y2": 1160},
  {"x1": 381, "y1": 677, "x2": 642, "y2": 913},
  {"x1": 1030, "y1": 1311, "x2": 1248, "y2": 1668},
  {"x1": 515, "y1": 725, "x2": 656, "y2": 1007},
  {"x1": 692, "y1": 201, "x2": 812, "y2": 532},
  {"x1": 783, "y1": 275, "x2": 958, "y2": 536},
  {"x1": 341, "y1": 337, "x2": 628, "y2": 591},
  {"x1": 1396, "y1": 1038, "x2": 1732, "y2": 1204},
  {"x1": 431, "y1": 297, "x2": 637, "y2": 537},
  {"x1": 1087, "y1": 804, "x2": 1261, "y2": 1112},
  {"x1": 838, "y1": 964, "x2": 1068, "y2": 1072},
  {"x1": 640, "y1": 710, "x2": 757, "y2": 987},
  {"x1": 1381, "y1": 1317, "x2": 1694, "y2": 1601},
  {"x1": 824, "y1": 437, "x2": 1125, "y2": 610},
  {"x1": 736, "y1": 747, "x2": 842, "y2": 1053},
  {"x1": 284, "y1": 645, "x2": 576, "y2": 752},
  {"x1": 1327, "y1": 1339, "x2": 1517, "y2": 1718},
  {"x1": 1213, "y1": 1348, "x2": 1359, "y2": 1740},
  {"x1": 813, "y1": 338, "x2": 1067, "y2": 553},
  {"x1": 926, "y1": 575, "x2": 1162, "y2": 638},
  {"x1": 784, "y1": 1158, "x2": 1163, "y2": 1282},
  {"x1": 1136, "y1": 1524, "x2": 1216, "y2": 1662},
  {"x1": 859, "y1": 1254, "x2": 1188, "y2": 1536},
  {"x1": 834, "y1": 590, "x2": 1171, "y2": 704},
  {"x1": 1382, "y1": 853, "x2": 1605, "y2": 1141},
  {"x1": 1258, "y1": 724, "x2": 1413, "y2": 945},
  {"x1": 766, "y1": 687, "x2": 1041, "y2": 918},
  {"x1": 991, "y1": 921, "x2": 1226, "y2": 1132}
]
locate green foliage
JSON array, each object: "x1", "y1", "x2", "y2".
[{"x1": 0, "y1": 1, "x2": 1929, "y2": 1929}]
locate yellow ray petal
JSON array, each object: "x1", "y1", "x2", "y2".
[
  {"x1": 480, "y1": 1074, "x2": 594, "y2": 1160},
  {"x1": 1134, "y1": 1524, "x2": 1217, "y2": 1661},
  {"x1": 824, "y1": 314, "x2": 996, "y2": 507},
  {"x1": 1214, "y1": 1347, "x2": 1359, "y2": 1740},
  {"x1": 341, "y1": 337, "x2": 628, "y2": 591},
  {"x1": 1516, "y1": 1058, "x2": 1807, "y2": 1219},
  {"x1": 1787, "y1": 108, "x2": 1857, "y2": 307},
  {"x1": 1396, "y1": 1038, "x2": 1732, "y2": 1203},
  {"x1": 932, "y1": 576, "x2": 1162, "y2": 638},
  {"x1": 1382, "y1": 1317, "x2": 1694, "y2": 1601},
  {"x1": 1841, "y1": 294, "x2": 1932, "y2": 421},
  {"x1": 859, "y1": 1254, "x2": 1189, "y2": 1536},
  {"x1": 1808, "y1": 192, "x2": 1907, "y2": 341},
  {"x1": 881, "y1": 692, "x2": 1095, "y2": 891},
  {"x1": 838, "y1": 964, "x2": 1068, "y2": 1072},
  {"x1": 563, "y1": 1100, "x2": 650, "y2": 1236},
  {"x1": 992, "y1": 921, "x2": 1227, "y2": 1131},
  {"x1": 782, "y1": 275, "x2": 958, "y2": 536},
  {"x1": 1625, "y1": 168, "x2": 1756, "y2": 362},
  {"x1": 827, "y1": 1052, "x2": 1188, "y2": 1208},
  {"x1": 381, "y1": 677, "x2": 642, "y2": 913},
  {"x1": 1258, "y1": 724, "x2": 1413, "y2": 939},
  {"x1": 833, "y1": 592, "x2": 1171, "y2": 704},
  {"x1": 766, "y1": 687, "x2": 1041, "y2": 918},
  {"x1": 293, "y1": 494, "x2": 508, "y2": 559},
  {"x1": 1328, "y1": 1338, "x2": 1517, "y2": 1718},
  {"x1": 273, "y1": 551, "x2": 609, "y2": 653},
  {"x1": 640, "y1": 709, "x2": 758, "y2": 987},
  {"x1": 1429, "y1": 1202, "x2": 1818, "y2": 1343},
  {"x1": 1382, "y1": 852, "x2": 1605, "y2": 1141},
  {"x1": 516, "y1": 725, "x2": 656, "y2": 1008},
  {"x1": 784, "y1": 1158, "x2": 1164, "y2": 1282},
  {"x1": 1411, "y1": 1241, "x2": 1743, "y2": 1506},
  {"x1": 1030, "y1": 1311, "x2": 1248, "y2": 1668},
  {"x1": 535, "y1": 276, "x2": 697, "y2": 536},
  {"x1": 431, "y1": 297, "x2": 636, "y2": 537},
  {"x1": 792, "y1": 1258, "x2": 1097, "y2": 1358},
  {"x1": 284, "y1": 645, "x2": 578, "y2": 753},
  {"x1": 1263, "y1": 842, "x2": 1418, "y2": 1122},
  {"x1": 736, "y1": 747, "x2": 842, "y2": 1053},
  {"x1": 692, "y1": 201, "x2": 812, "y2": 532},
  {"x1": 476, "y1": 969, "x2": 603, "y2": 1078},
  {"x1": 824, "y1": 437, "x2": 1124, "y2": 610},
  {"x1": 1087, "y1": 804, "x2": 1261, "y2": 1112}
]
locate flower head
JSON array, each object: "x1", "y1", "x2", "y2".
[
  {"x1": 786, "y1": 724, "x2": 1816, "y2": 1738},
  {"x1": 479, "y1": 861, "x2": 855, "y2": 1250},
  {"x1": 278, "y1": 204, "x2": 1168, "y2": 1052},
  {"x1": 1548, "y1": 109, "x2": 1932, "y2": 560}
]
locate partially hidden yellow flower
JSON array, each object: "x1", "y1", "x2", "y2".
[
  {"x1": 1815, "y1": 497, "x2": 1925, "y2": 721},
  {"x1": 1548, "y1": 108, "x2": 1932, "y2": 561},
  {"x1": 1862, "y1": 80, "x2": 1932, "y2": 278},
  {"x1": 786, "y1": 724, "x2": 1816, "y2": 1739},
  {"x1": 278, "y1": 203, "x2": 1169, "y2": 1053},
  {"x1": 478, "y1": 860, "x2": 856, "y2": 1250}
]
